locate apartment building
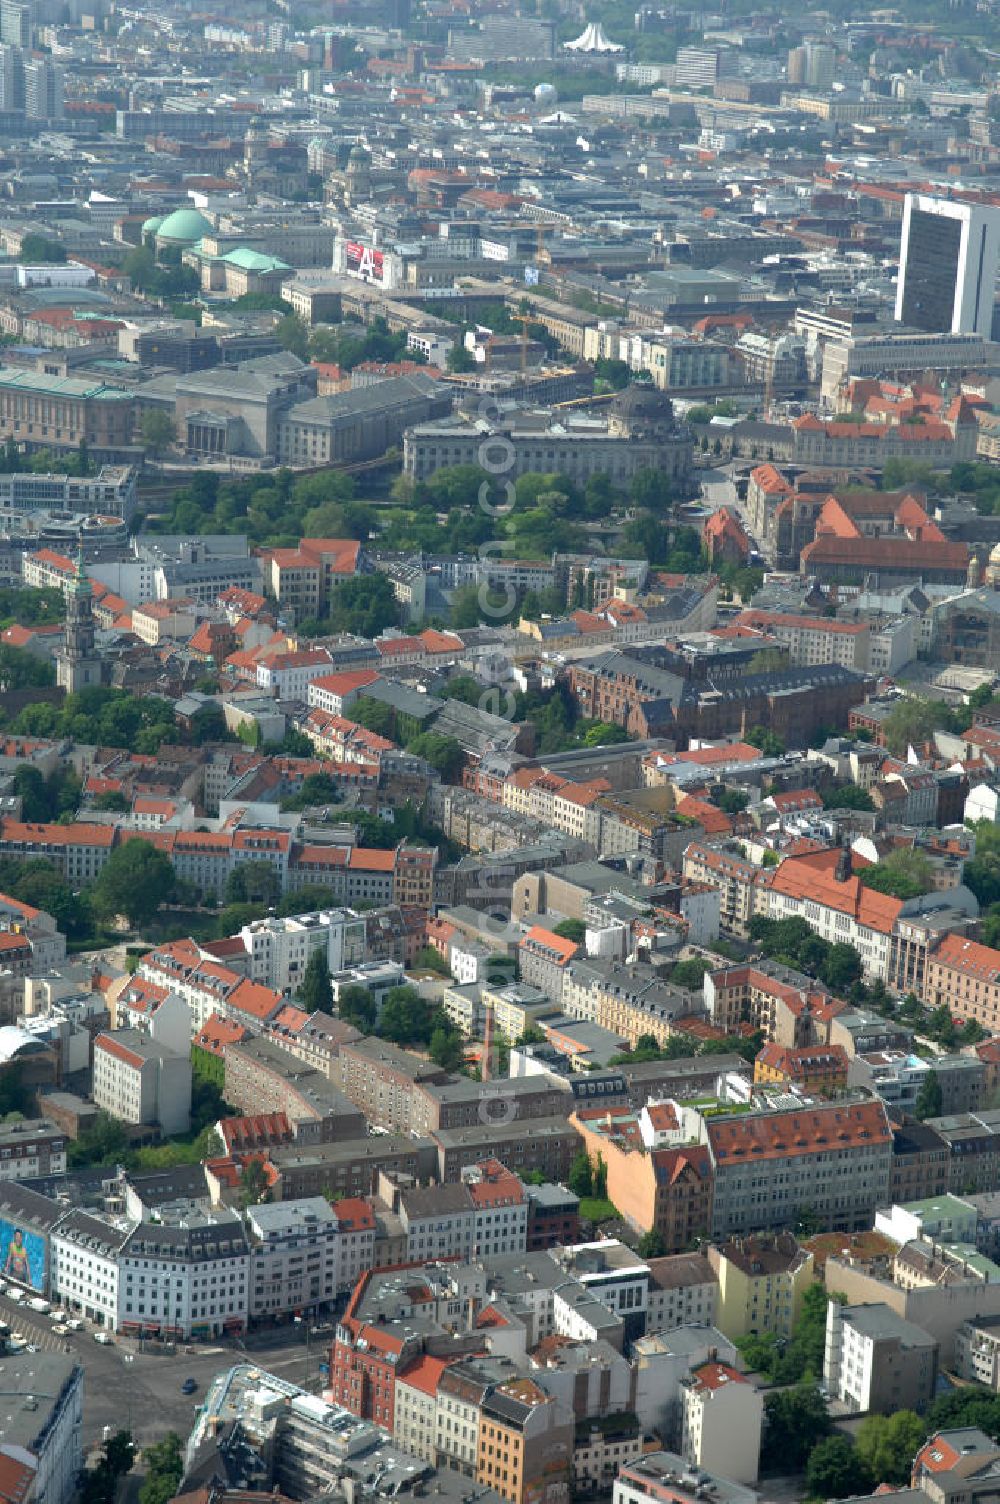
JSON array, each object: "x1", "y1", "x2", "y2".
[
  {"x1": 0, "y1": 818, "x2": 116, "y2": 881},
  {"x1": 924, "y1": 934, "x2": 1000, "y2": 1031},
  {"x1": 0, "y1": 1354, "x2": 83, "y2": 1504},
  {"x1": 705, "y1": 1099, "x2": 893, "y2": 1239},
  {"x1": 682, "y1": 844, "x2": 770, "y2": 939},
  {"x1": 518, "y1": 926, "x2": 580, "y2": 1005},
  {"x1": 706, "y1": 1234, "x2": 813, "y2": 1341},
  {"x1": 735, "y1": 609, "x2": 870, "y2": 670},
  {"x1": 255, "y1": 647, "x2": 334, "y2": 699},
  {"x1": 238, "y1": 907, "x2": 367, "y2": 993},
  {"x1": 262, "y1": 538, "x2": 363, "y2": 619},
  {"x1": 92, "y1": 1030, "x2": 192, "y2": 1136},
  {"x1": 753, "y1": 1042, "x2": 850, "y2": 1096},
  {"x1": 50, "y1": 1210, "x2": 127, "y2": 1328},
  {"x1": 679, "y1": 1364, "x2": 763, "y2": 1486},
  {"x1": 223, "y1": 1036, "x2": 367, "y2": 1140},
  {"x1": 767, "y1": 847, "x2": 901, "y2": 981},
  {"x1": 824, "y1": 1299, "x2": 938, "y2": 1414},
  {"x1": 705, "y1": 962, "x2": 839, "y2": 1048},
  {"x1": 246, "y1": 1197, "x2": 340, "y2": 1319},
  {"x1": 464, "y1": 1160, "x2": 530, "y2": 1258},
  {"x1": 0, "y1": 1118, "x2": 67, "y2": 1181},
  {"x1": 571, "y1": 1108, "x2": 715, "y2": 1251},
  {"x1": 476, "y1": 1378, "x2": 573, "y2": 1504},
  {"x1": 118, "y1": 1214, "x2": 249, "y2": 1340}
]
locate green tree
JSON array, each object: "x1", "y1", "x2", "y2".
[
  {"x1": 139, "y1": 408, "x2": 176, "y2": 463},
  {"x1": 378, "y1": 985, "x2": 437, "y2": 1046},
  {"x1": 567, "y1": 1149, "x2": 594, "y2": 1198},
  {"x1": 429, "y1": 1023, "x2": 466, "y2": 1072},
  {"x1": 81, "y1": 1429, "x2": 135, "y2": 1504},
  {"x1": 68, "y1": 1111, "x2": 130, "y2": 1169},
  {"x1": 0, "y1": 643, "x2": 55, "y2": 690},
  {"x1": 446, "y1": 342, "x2": 476, "y2": 373},
  {"x1": 450, "y1": 583, "x2": 487, "y2": 628},
  {"x1": 238, "y1": 1157, "x2": 271, "y2": 1209},
  {"x1": 225, "y1": 861, "x2": 280, "y2": 906},
  {"x1": 805, "y1": 1436, "x2": 871, "y2": 1500},
  {"x1": 915, "y1": 1068, "x2": 943, "y2": 1121},
  {"x1": 670, "y1": 958, "x2": 710, "y2": 990},
  {"x1": 138, "y1": 1434, "x2": 184, "y2": 1504},
  {"x1": 406, "y1": 733, "x2": 464, "y2": 781},
  {"x1": 14, "y1": 765, "x2": 52, "y2": 821},
  {"x1": 274, "y1": 312, "x2": 309, "y2": 359},
  {"x1": 821, "y1": 941, "x2": 863, "y2": 993},
  {"x1": 337, "y1": 982, "x2": 377, "y2": 1033},
  {"x1": 761, "y1": 1383, "x2": 829, "y2": 1472},
  {"x1": 326, "y1": 573, "x2": 399, "y2": 637},
  {"x1": 855, "y1": 1411, "x2": 927, "y2": 1487},
  {"x1": 822, "y1": 783, "x2": 875, "y2": 812},
  {"x1": 553, "y1": 919, "x2": 585, "y2": 943},
  {"x1": 91, "y1": 839, "x2": 176, "y2": 929},
  {"x1": 746, "y1": 725, "x2": 785, "y2": 757},
  {"x1": 92, "y1": 790, "x2": 130, "y2": 812},
  {"x1": 860, "y1": 849, "x2": 934, "y2": 901},
  {"x1": 636, "y1": 1228, "x2": 666, "y2": 1258},
  {"x1": 748, "y1": 648, "x2": 787, "y2": 674},
  {"x1": 21, "y1": 233, "x2": 67, "y2": 263},
  {"x1": 350, "y1": 696, "x2": 397, "y2": 739},
  {"x1": 882, "y1": 697, "x2": 955, "y2": 757},
  {"x1": 297, "y1": 948, "x2": 333, "y2": 1013}
]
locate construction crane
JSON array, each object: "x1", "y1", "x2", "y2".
[{"x1": 511, "y1": 311, "x2": 535, "y2": 376}]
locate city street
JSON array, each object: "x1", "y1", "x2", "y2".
[{"x1": 0, "y1": 1294, "x2": 327, "y2": 1451}]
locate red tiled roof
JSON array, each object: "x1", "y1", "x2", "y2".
[
  {"x1": 707, "y1": 1100, "x2": 889, "y2": 1165},
  {"x1": 929, "y1": 933, "x2": 1000, "y2": 984},
  {"x1": 769, "y1": 847, "x2": 903, "y2": 934},
  {"x1": 521, "y1": 925, "x2": 578, "y2": 964},
  {"x1": 227, "y1": 977, "x2": 283, "y2": 1021},
  {"x1": 95, "y1": 1032, "x2": 145, "y2": 1070}
]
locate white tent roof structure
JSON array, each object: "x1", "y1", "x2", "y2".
[{"x1": 565, "y1": 19, "x2": 624, "y2": 52}]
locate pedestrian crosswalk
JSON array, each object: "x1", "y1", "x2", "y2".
[{"x1": 8, "y1": 1322, "x2": 74, "y2": 1355}]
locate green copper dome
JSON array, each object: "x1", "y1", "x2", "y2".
[
  {"x1": 156, "y1": 207, "x2": 214, "y2": 244},
  {"x1": 141, "y1": 214, "x2": 164, "y2": 236}
]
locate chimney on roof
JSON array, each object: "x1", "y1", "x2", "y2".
[{"x1": 835, "y1": 848, "x2": 851, "y2": 883}]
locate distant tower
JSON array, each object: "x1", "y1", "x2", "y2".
[
  {"x1": 244, "y1": 116, "x2": 268, "y2": 175},
  {"x1": 345, "y1": 145, "x2": 372, "y2": 206},
  {"x1": 56, "y1": 551, "x2": 102, "y2": 693}
]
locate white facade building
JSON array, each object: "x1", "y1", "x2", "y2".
[
  {"x1": 679, "y1": 1363, "x2": 763, "y2": 1485},
  {"x1": 50, "y1": 1212, "x2": 126, "y2": 1328},
  {"x1": 247, "y1": 1197, "x2": 340, "y2": 1318},
  {"x1": 3, "y1": 1353, "x2": 83, "y2": 1504},
  {"x1": 118, "y1": 1213, "x2": 249, "y2": 1340},
  {"x1": 92, "y1": 1030, "x2": 192, "y2": 1136},
  {"x1": 239, "y1": 909, "x2": 367, "y2": 994}
]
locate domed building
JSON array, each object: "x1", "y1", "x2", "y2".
[
  {"x1": 609, "y1": 383, "x2": 679, "y2": 440},
  {"x1": 155, "y1": 207, "x2": 214, "y2": 249},
  {"x1": 404, "y1": 379, "x2": 694, "y2": 489},
  {"x1": 141, "y1": 214, "x2": 164, "y2": 241}
]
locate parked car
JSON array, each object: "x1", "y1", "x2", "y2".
[
  {"x1": 181, "y1": 1378, "x2": 197, "y2": 1395},
  {"x1": 93, "y1": 1331, "x2": 113, "y2": 1345}
]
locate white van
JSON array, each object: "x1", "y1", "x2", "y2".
[
  {"x1": 93, "y1": 1330, "x2": 113, "y2": 1345},
  {"x1": 27, "y1": 1298, "x2": 50, "y2": 1315}
]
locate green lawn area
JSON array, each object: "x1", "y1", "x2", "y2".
[{"x1": 579, "y1": 1197, "x2": 620, "y2": 1223}]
